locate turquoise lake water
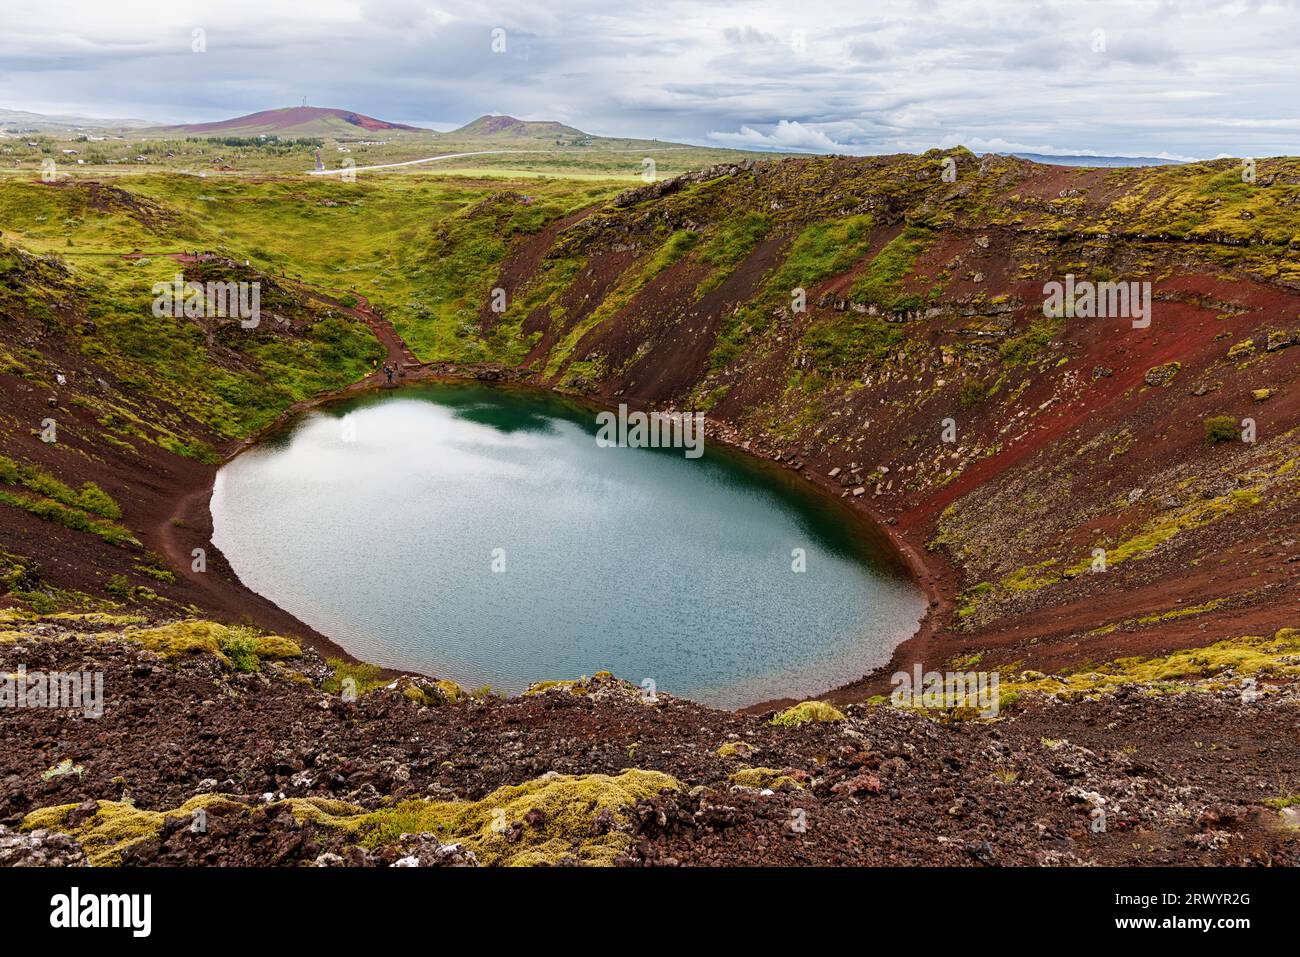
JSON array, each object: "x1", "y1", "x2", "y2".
[{"x1": 210, "y1": 383, "x2": 924, "y2": 708}]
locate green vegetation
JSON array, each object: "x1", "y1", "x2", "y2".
[
  {"x1": 804, "y1": 314, "x2": 904, "y2": 375},
  {"x1": 1000, "y1": 317, "x2": 1062, "y2": 366},
  {"x1": 121, "y1": 620, "x2": 300, "y2": 670},
  {"x1": 322, "y1": 658, "x2": 387, "y2": 696},
  {"x1": 1205, "y1": 415, "x2": 1240, "y2": 444},
  {"x1": 0, "y1": 454, "x2": 127, "y2": 531},
  {"x1": 770, "y1": 700, "x2": 846, "y2": 726},
  {"x1": 999, "y1": 627, "x2": 1300, "y2": 700},
  {"x1": 22, "y1": 795, "x2": 242, "y2": 866},
  {"x1": 286, "y1": 768, "x2": 680, "y2": 866},
  {"x1": 697, "y1": 212, "x2": 771, "y2": 293},
  {"x1": 716, "y1": 740, "x2": 758, "y2": 759},
  {"x1": 848, "y1": 226, "x2": 935, "y2": 311},
  {"x1": 711, "y1": 214, "x2": 875, "y2": 368},
  {"x1": 0, "y1": 482, "x2": 139, "y2": 548},
  {"x1": 959, "y1": 378, "x2": 989, "y2": 407},
  {"x1": 0, "y1": 457, "x2": 124, "y2": 520},
  {"x1": 729, "y1": 767, "x2": 804, "y2": 790},
  {"x1": 1065, "y1": 484, "x2": 1265, "y2": 575}
]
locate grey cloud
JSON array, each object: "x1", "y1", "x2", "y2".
[{"x1": 0, "y1": 0, "x2": 1294, "y2": 158}]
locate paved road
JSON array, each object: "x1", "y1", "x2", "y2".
[
  {"x1": 306, "y1": 149, "x2": 545, "y2": 175},
  {"x1": 306, "y1": 146, "x2": 682, "y2": 176}
]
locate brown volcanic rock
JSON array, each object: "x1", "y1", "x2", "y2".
[{"x1": 1, "y1": 628, "x2": 1298, "y2": 866}]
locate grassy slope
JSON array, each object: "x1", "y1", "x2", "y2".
[{"x1": 0, "y1": 125, "x2": 787, "y2": 180}]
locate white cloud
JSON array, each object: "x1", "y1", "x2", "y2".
[
  {"x1": 0, "y1": 0, "x2": 1296, "y2": 157},
  {"x1": 708, "y1": 120, "x2": 848, "y2": 152}
]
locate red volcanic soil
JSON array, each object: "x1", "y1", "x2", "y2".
[
  {"x1": 3, "y1": 158, "x2": 1300, "y2": 868},
  {"x1": 478, "y1": 156, "x2": 1300, "y2": 712},
  {"x1": 4, "y1": 156, "x2": 1299, "y2": 718}
]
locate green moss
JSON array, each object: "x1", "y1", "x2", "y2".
[
  {"x1": 0, "y1": 489, "x2": 139, "y2": 548},
  {"x1": 803, "y1": 314, "x2": 904, "y2": 375},
  {"x1": 1065, "y1": 484, "x2": 1264, "y2": 574},
  {"x1": 716, "y1": 740, "x2": 758, "y2": 759},
  {"x1": 955, "y1": 581, "x2": 994, "y2": 618},
  {"x1": 959, "y1": 378, "x2": 989, "y2": 407},
  {"x1": 710, "y1": 214, "x2": 874, "y2": 369},
  {"x1": 523, "y1": 679, "x2": 582, "y2": 696},
  {"x1": 22, "y1": 794, "x2": 241, "y2": 866},
  {"x1": 697, "y1": 212, "x2": 771, "y2": 292},
  {"x1": 848, "y1": 226, "x2": 935, "y2": 311},
  {"x1": 1129, "y1": 597, "x2": 1231, "y2": 626},
  {"x1": 132, "y1": 552, "x2": 176, "y2": 584},
  {"x1": 729, "y1": 767, "x2": 803, "y2": 790},
  {"x1": 1000, "y1": 317, "x2": 1063, "y2": 367},
  {"x1": 1000, "y1": 627, "x2": 1300, "y2": 700},
  {"x1": 122, "y1": 620, "x2": 299, "y2": 670},
  {"x1": 1000, "y1": 562, "x2": 1061, "y2": 593},
  {"x1": 396, "y1": 675, "x2": 465, "y2": 706},
  {"x1": 770, "y1": 700, "x2": 846, "y2": 727},
  {"x1": 322, "y1": 658, "x2": 386, "y2": 696},
  {"x1": 1204, "y1": 415, "x2": 1240, "y2": 444},
  {"x1": 49, "y1": 611, "x2": 148, "y2": 626},
  {"x1": 0, "y1": 455, "x2": 123, "y2": 519},
  {"x1": 288, "y1": 769, "x2": 680, "y2": 866}
]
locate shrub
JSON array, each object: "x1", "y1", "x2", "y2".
[
  {"x1": 218, "y1": 628, "x2": 262, "y2": 673},
  {"x1": 76, "y1": 482, "x2": 122, "y2": 519},
  {"x1": 1204, "y1": 415, "x2": 1239, "y2": 444},
  {"x1": 959, "y1": 378, "x2": 988, "y2": 407}
]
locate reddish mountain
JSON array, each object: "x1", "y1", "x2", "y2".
[{"x1": 157, "y1": 106, "x2": 422, "y2": 136}]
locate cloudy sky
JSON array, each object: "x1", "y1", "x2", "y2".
[{"x1": 2, "y1": 0, "x2": 1296, "y2": 159}]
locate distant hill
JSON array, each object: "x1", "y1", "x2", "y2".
[
  {"x1": 0, "y1": 107, "x2": 153, "y2": 131},
  {"x1": 1007, "y1": 151, "x2": 1185, "y2": 168},
  {"x1": 154, "y1": 107, "x2": 424, "y2": 138},
  {"x1": 449, "y1": 115, "x2": 590, "y2": 142}
]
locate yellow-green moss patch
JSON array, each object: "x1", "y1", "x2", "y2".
[
  {"x1": 523, "y1": 679, "x2": 582, "y2": 696},
  {"x1": 1002, "y1": 627, "x2": 1300, "y2": 700},
  {"x1": 322, "y1": 659, "x2": 385, "y2": 696},
  {"x1": 281, "y1": 769, "x2": 679, "y2": 867},
  {"x1": 729, "y1": 767, "x2": 804, "y2": 790},
  {"x1": 21, "y1": 794, "x2": 243, "y2": 866},
  {"x1": 771, "y1": 700, "x2": 846, "y2": 726},
  {"x1": 48, "y1": 612, "x2": 149, "y2": 627},
  {"x1": 716, "y1": 740, "x2": 758, "y2": 759},
  {"x1": 1065, "y1": 485, "x2": 1265, "y2": 575},
  {"x1": 122, "y1": 620, "x2": 300, "y2": 671}
]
